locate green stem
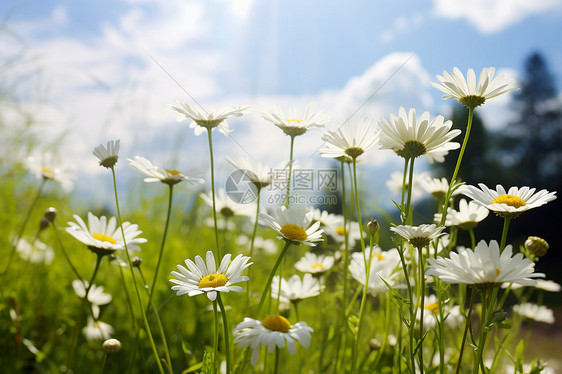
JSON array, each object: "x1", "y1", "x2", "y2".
[
  {"x1": 217, "y1": 294, "x2": 231, "y2": 374},
  {"x1": 397, "y1": 242, "x2": 416, "y2": 373},
  {"x1": 469, "y1": 228, "x2": 476, "y2": 250},
  {"x1": 440, "y1": 106, "x2": 474, "y2": 227},
  {"x1": 273, "y1": 346, "x2": 281, "y2": 374},
  {"x1": 2, "y1": 179, "x2": 46, "y2": 279},
  {"x1": 456, "y1": 287, "x2": 475, "y2": 374},
  {"x1": 147, "y1": 184, "x2": 174, "y2": 309},
  {"x1": 213, "y1": 299, "x2": 219, "y2": 374},
  {"x1": 404, "y1": 158, "x2": 416, "y2": 225},
  {"x1": 206, "y1": 128, "x2": 221, "y2": 256},
  {"x1": 111, "y1": 167, "x2": 165, "y2": 374},
  {"x1": 256, "y1": 241, "x2": 292, "y2": 317},
  {"x1": 138, "y1": 267, "x2": 173, "y2": 373},
  {"x1": 50, "y1": 220, "x2": 83, "y2": 280},
  {"x1": 334, "y1": 161, "x2": 349, "y2": 373},
  {"x1": 65, "y1": 254, "x2": 103, "y2": 373},
  {"x1": 285, "y1": 135, "x2": 296, "y2": 208},
  {"x1": 499, "y1": 217, "x2": 511, "y2": 252},
  {"x1": 400, "y1": 158, "x2": 410, "y2": 223},
  {"x1": 473, "y1": 287, "x2": 498, "y2": 374},
  {"x1": 417, "y1": 246, "x2": 425, "y2": 374},
  {"x1": 352, "y1": 224, "x2": 375, "y2": 374}
]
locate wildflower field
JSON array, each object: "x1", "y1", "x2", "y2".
[{"x1": 1, "y1": 67, "x2": 560, "y2": 374}]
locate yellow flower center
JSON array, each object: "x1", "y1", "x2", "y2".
[
  {"x1": 262, "y1": 315, "x2": 291, "y2": 333},
  {"x1": 287, "y1": 119, "x2": 302, "y2": 124},
  {"x1": 311, "y1": 264, "x2": 323, "y2": 269},
  {"x1": 198, "y1": 273, "x2": 228, "y2": 288},
  {"x1": 92, "y1": 233, "x2": 117, "y2": 244},
  {"x1": 492, "y1": 194, "x2": 526, "y2": 208},
  {"x1": 166, "y1": 169, "x2": 181, "y2": 176},
  {"x1": 371, "y1": 253, "x2": 384, "y2": 261},
  {"x1": 424, "y1": 303, "x2": 439, "y2": 315},
  {"x1": 220, "y1": 207, "x2": 235, "y2": 217},
  {"x1": 280, "y1": 224, "x2": 308, "y2": 242},
  {"x1": 496, "y1": 268, "x2": 501, "y2": 276},
  {"x1": 336, "y1": 227, "x2": 345, "y2": 236},
  {"x1": 94, "y1": 322, "x2": 100, "y2": 329},
  {"x1": 42, "y1": 167, "x2": 53, "y2": 175}
]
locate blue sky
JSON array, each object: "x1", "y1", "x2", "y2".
[{"x1": 2, "y1": 0, "x2": 562, "y2": 205}]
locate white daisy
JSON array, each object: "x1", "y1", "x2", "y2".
[
  {"x1": 172, "y1": 102, "x2": 249, "y2": 136},
  {"x1": 82, "y1": 317, "x2": 114, "y2": 341},
  {"x1": 459, "y1": 184, "x2": 557, "y2": 218},
  {"x1": 294, "y1": 252, "x2": 335, "y2": 274},
  {"x1": 349, "y1": 246, "x2": 402, "y2": 295},
  {"x1": 323, "y1": 218, "x2": 363, "y2": 248},
  {"x1": 513, "y1": 303, "x2": 555, "y2": 324},
  {"x1": 310, "y1": 209, "x2": 343, "y2": 229},
  {"x1": 271, "y1": 273, "x2": 323, "y2": 303},
  {"x1": 434, "y1": 199, "x2": 489, "y2": 229},
  {"x1": 200, "y1": 188, "x2": 256, "y2": 218},
  {"x1": 258, "y1": 206, "x2": 323, "y2": 246},
  {"x1": 432, "y1": 67, "x2": 518, "y2": 108},
  {"x1": 25, "y1": 152, "x2": 74, "y2": 192},
  {"x1": 226, "y1": 156, "x2": 279, "y2": 190},
  {"x1": 426, "y1": 240, "x2": 545, "y2": 286},
  {"x1": 386, "y1": 170, "x2": 430, "y2": 201},
  {"x1": 170, "y1": 251, "x2": 252, "y2": 301},
  {"x1": 236, "y1": 235, "x2": 278, "y2": 255},
  {"x1": 233, "y1": 316, "x2": 313, "y2": 366},
  {"x1": 390, "y1": 224, "x2": 446, "y2": 249},
  {"x1": 256, "y1": 102, "x2": 330, "y2": 137},
  {"x1": 15, "y1": 238, "x2": 55, "y2": 264},
  {"x1": 72, "y1": 280, "x2": 112, "y2": 319},
  {"x1": 419, "y1": 176, "x2": 461, "y2": 200},
  {"x1": 319, "y1": 117, "x2": 379, "y2": 161},
  {"x1": 93, "y1": 139, "x2": 120, "y2": 168},
  {"x1": 128, "y1": 156, "x2": 204, "y2": 186},
  {"x1": 507, "y1": 279, "x2": 561, "y2": 292},
  {"x1": 378, "y1": 107, "x2": 461, "y2": 163},
  {"x1": 65, "y1": 212, "x2": 147, "y2": 256}
]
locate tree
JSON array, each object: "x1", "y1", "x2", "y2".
[{"x1": 497, "y1": 52, "x2": 562, "y2": 190}]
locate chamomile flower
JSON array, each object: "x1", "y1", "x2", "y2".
[
  {"x1": 426, "y1": 240, "x2": 544, "y2": 286},
  {"x1": 419, "y1": 176, "x2": 461, "y2": 200},
  {"x1": 72, "y1": 280, "x2": 112, "y2": 319},
  {"x1": 200, "y1": 189, "x2": 256, "y2": 218},
  {"x1": 170, "y1": 251, "x2": 252, "y2": 301},
  {"x1": 25, "y1": 152, "x2": 74, "y2": 192},
  {"x1": 386, "y1": 171, "x2": 430, "y2": 201},
  {"x1": 256, "y1": 102, "x2": 330, "y2": 137},
  {"x1": 434, "y1": 199, "x2": 489, "y2": 229},
  {"x1": 378, "y1": 107, "x2": 461, "y2": 163},
  {"x1": 390, "y1": 224, "x2": 446, "y2": 249},
  {"x1": 294, "y1": 252, "x2": 335, "y2": 274},
  {"x1": 310, "y1": 209, "x2": 343, "y2": 229},
  {"x1": 271, "y1": 273, "x2": 323, "y2": 303},
  {"x1": 459, "y1": 184, "x2": 557, "y2": 218},
  {"x1": 15, "y1": 238, "x2": 54, "y2": 264},
  {"x1": 432, "y1": 67, "x2": 518, "y2": 108},
  {"x1": 233, "y1": 316, "x2": 313, "y2": 366},
  {"x1": 128, "y1": 156, "x2": 204, "y2": 186},
  {"x1": 323, "y1": 219, "x2": 363, "y2": 247},
  {"x1": 319, "y1": 117, "x2": 379, "y2": 161},
  {"x1": 65, "y1": 213, "x2": 147, "y2": 256},
  {"x1": 82, "y1": 317, "x2": 114, "y2": 341},
  {"x1": 93, "y1": 139, "x2": 120, "y2": 168},
  {"x1": 349, "y1": 246, "x2": 402, "y2": 295},
  {"x1": 513, "y1": 303, "x2": 555, "y2": 324},
  {"x1": 172, "y1": 102, "x2": 249, "y2": 136},
  {"x1": 258, "y1": 206, "x2": 323, "y2": 246},
  {"x1": 226, "y1": 157, "x2": 281, "y2": 190}
]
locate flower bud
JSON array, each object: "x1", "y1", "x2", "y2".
[
  {"x1": 44, "y1": 207, "x2": 57, "y2": 222},
  {"x1": 367, "y1": 219, "x2": 380, "y2": 236},
  {"x1": 132, "y1": 257, "x2": 143, "y2": 267},
  {"x1": 103, "y1": 338, "x2": 121, "y2": 354},
  {"x1": 525, "y1": 236, "x2": 549, "y2": 257},
  {"x1": 39, "y1": 218, "x2": 50, "y2": 231}
]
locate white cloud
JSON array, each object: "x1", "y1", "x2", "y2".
[{"x1": 433, "y1": 0, "x2": 562, "y2": 33}]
